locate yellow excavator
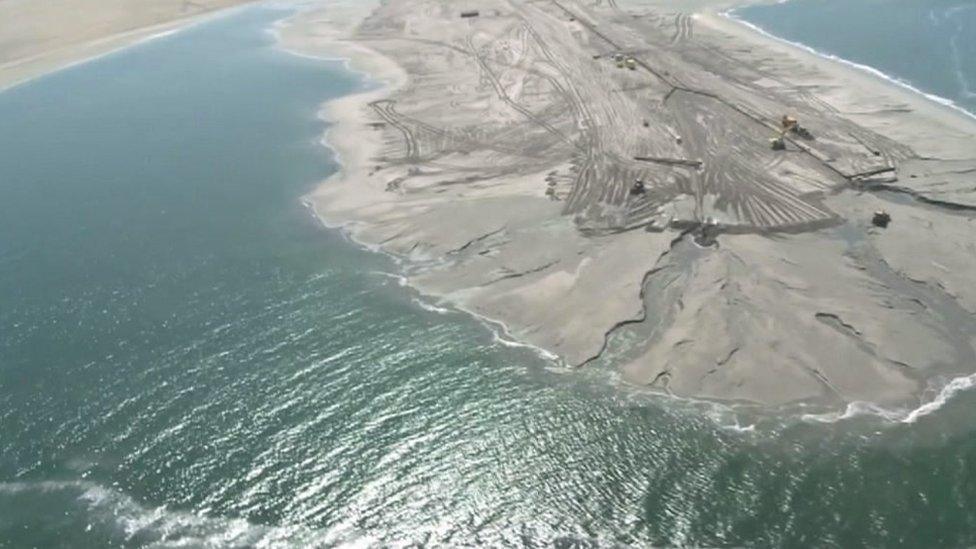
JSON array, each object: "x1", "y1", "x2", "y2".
[
  {"x1": 770, "y1": 115, "x2": 813, "y2": 150},
  {"x1": 770, "y1": 115, "x2": 797, "y2": 150}
]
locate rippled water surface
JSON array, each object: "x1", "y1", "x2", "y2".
[{"x1": 3, "y1": 6, "x2": 976, "y2": 547}]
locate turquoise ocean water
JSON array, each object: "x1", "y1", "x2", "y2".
[
  {"x1": 3, "y1": 5, "x2": 976, "y2": 547},
  {"x1": 734, "y1": 0, "x2": 976, "y2": 117}
]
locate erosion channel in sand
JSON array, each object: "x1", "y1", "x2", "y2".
[{"x1": 280, "y1": 0, "x2": 976, "y2": 409}]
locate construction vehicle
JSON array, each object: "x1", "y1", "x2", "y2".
[
  {"x1": 770, "y1": 115, "x2": 812, "y2": 150},
  {"x1": 872, "y1": 210, "x2": 891, "y2": 228},
  {"x1": 770, "y1": 126, "x2": 790, "y2": 150}
]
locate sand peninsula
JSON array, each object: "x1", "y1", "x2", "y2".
[
  {"x1": 283, "y1": 0, "x2": 976, "y2": 409},
  {"x1": 0, "y1": 0, "x2": 256, "y2": 91}
]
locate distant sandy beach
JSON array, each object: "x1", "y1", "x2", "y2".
[{"x1": 0, "y1": 0, "x2": 256, "y2": 90}]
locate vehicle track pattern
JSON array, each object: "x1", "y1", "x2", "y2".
[{"x1": 356, "y1": 0, "x2": 919, "y2": 234}]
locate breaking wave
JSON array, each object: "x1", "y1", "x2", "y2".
[
  {"x1": 801, "y1": 372, "x2": 976, "y2": 424},
  {"x1": 0, "y1": 481, "x2": 373, "y2": 548}
]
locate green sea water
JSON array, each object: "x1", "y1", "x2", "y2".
[{"x1": 3, "y1": 6, "x2": 976, "y2": 547}]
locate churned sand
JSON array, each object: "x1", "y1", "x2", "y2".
[{"x1": 279, "y1": 0, "x2": 976, "y2": 410}]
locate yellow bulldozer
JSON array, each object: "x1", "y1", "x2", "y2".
[{"x1": 770, "y1": 115, "x2": 813, "y2": 150}]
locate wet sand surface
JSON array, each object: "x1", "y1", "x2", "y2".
[{"x1": 281, "y1": 0, "x2": 976, "y2": 409}]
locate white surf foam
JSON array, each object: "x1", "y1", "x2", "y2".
[
  {"x1": 902, "y1": 372, "x2": 976, "y2": 424},
  {"x1": 722, "y1": 9, "x2": 976, "y2": 122},
  {"x1": 487, "y1": 323, "x2": 561, "y2": 362},
  {"x1": 800, "y1": 401, "x2": 903, "y2": 424},
  {"x1": 368, "y1": 270, "x2": 408, "y2": 286},
  {"x1": 299, "y1": 198, "x2": 406, "y2": 269},
  {"x1": 0, "y1": 480, "x2": 376, "y2": 548},
  {"x1": 447, "y1": 303, "x2": 561, "y2": 362},
  {"x1": 801, "y1": 372, "x2": 976, "y2": 425},
  {"x1": 411, "y1": 297, "x2": 451, "y2": 315},
  {"x1": 723, "y1": 422, "x2": 757, "y2": 433}
]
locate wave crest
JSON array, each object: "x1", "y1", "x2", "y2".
[{"x1": 0, "y1": 480, "x2": 373, "y2": 548}]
